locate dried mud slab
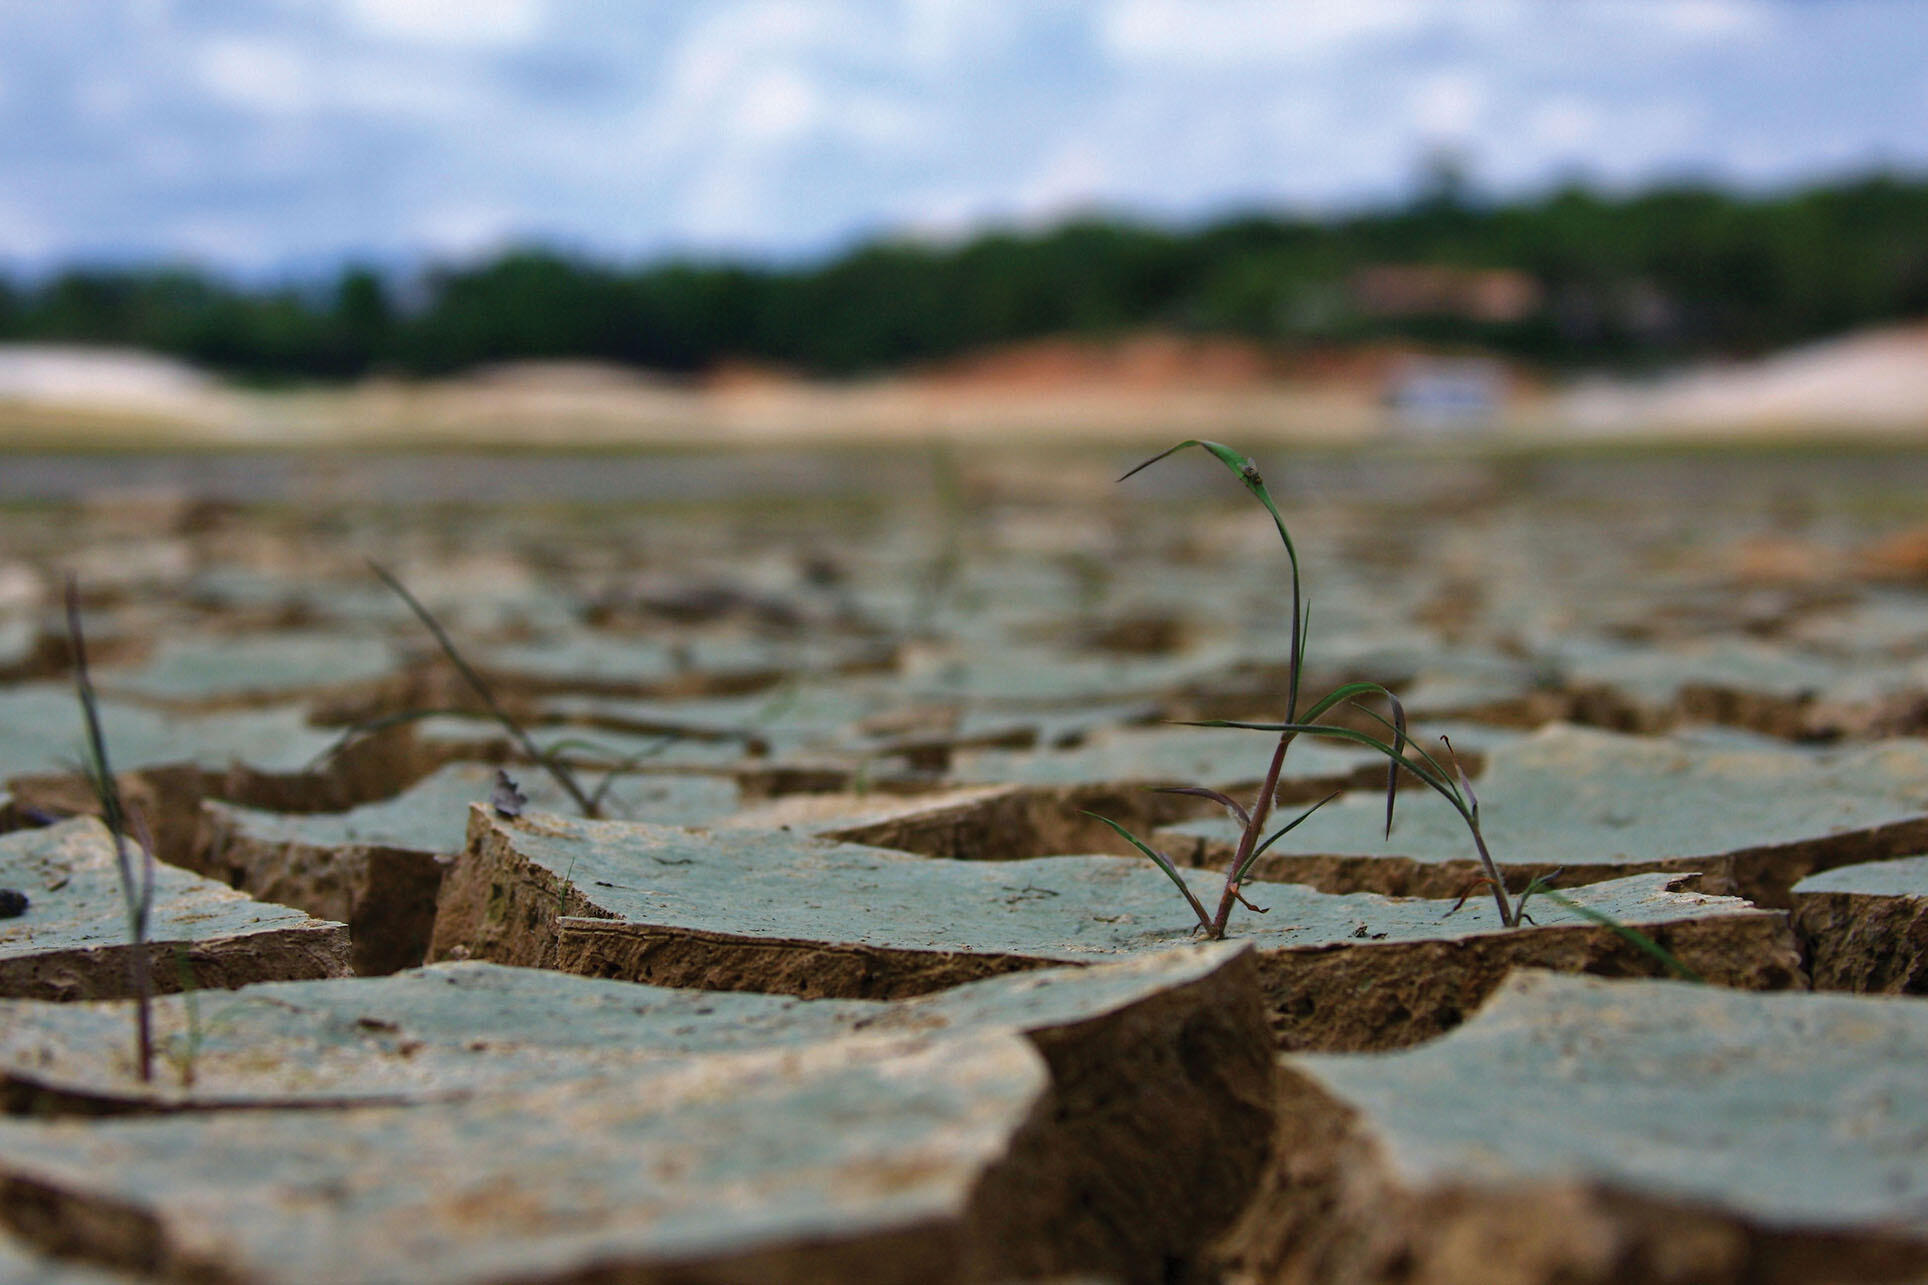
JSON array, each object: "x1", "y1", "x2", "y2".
[
  {"x1": 0, "y1": 1226, "x2": 133, "y2": 1284},
  {"x1": 0, "y1": 819, "x2": 350, "y2": 1001},
  {"x1": 1789, "y1": 591, "x2": 1928, "y2": 661},
  {"x1": 806, "y1": 723, "x2": 1511, "y2": 859},
  {"x1": 411, "y1": 711, "x2": 761, "y2": 772},
  {"x1": 471, "y1": 629, "x2": 896, "y2": 700},
  {"x1": 539, "y1": 682, "x2": 899, "y2": 760},
  {"x1": 183, "y1": 559, "x2": 580, "y2": 637},
  {"x1": 1538, "y1": 636, "x2": 1928, "y2": 739},
  {"x1": 1215, "y1": 971, "x2": 1928, "y2": 1284},
  {"x1": 1790, "y1": 856, "x2": 1928, "y2": 993},
  {"x1": 0, "y1": 615, "x2": 45, "y2": 682},
  {"x1": 722, "y1": 776, "x2": 1355, "y2": 863},
  {"x1": 0, "y1": 949, "x2": 1273, "y2": 1284},
  {"x1": 436, "y1": 807, "x2": 1799, "y2": 1050},
  {"x1": 1164, "y1": 723, "x2": 1928, "y2": 907},
  {"x1": 896, "y1": 639, "x2": 1248, "y2": 711},
  {"x1": 93, "y1": 630, "x2": 405, "y2": 711},
  {"x1": 859, "y1": 699, "x2": 1158, "y2": 773},
  {"x1": 421, "y1": 687, "x2": 1154, "y2": 789},
  {"x1": 716, "y1": 724, "x2": 1519, "y2": 861},
  {"x1": 1540, "y1": 637, "x2": 1859, "y2": 736},
  {"x1": 719, "y1": 783, "x2": 1055, "y2": 856},
  {"x1": 952, "y1": 724, "x2": 1392, "y2": 797},
  {"x1": 0, "y1": 683, "x2": 438, "y2": 865},
  {"x1": 0, "y1": 945, "x2": 1256, "y2": 1110},
  {"x1": 0, "y1": 684, "x2": 344, "y2": 784},
  {"x1": 201, "y1": 763, "x2": 742, "y2": 974}
]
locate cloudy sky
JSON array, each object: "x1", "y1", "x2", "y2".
[{"x1": 2, "y1": 0, "x2": 1925, "y2": 275}]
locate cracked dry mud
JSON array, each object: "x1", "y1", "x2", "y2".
[
  {"x1": 436, "y1": 805, "x2": 1801, "y2": 1049},
  {"x1": 8, "y1": 445, "x2": 1928, "y2": 1281},
  {"x1": 0, "y1": 819, "x2": 350, "y2": 1001},
  {"x1": 0, "y1": 949, "x2": 1271, "y2": 1283},
  {"x1": 1214, "y1": 970, "x2": 1928, "y2": 1284},
  {"x1": 1791, "y1": 855, "x2": 1928, "y2": 993}
]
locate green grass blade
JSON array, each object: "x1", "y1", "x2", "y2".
[
  {"x1": 1537, "y1": 890, "x2": 1705, "y2": 983},
  {"x1": 1118, "y1": 439, "x2": 1304, "y2": 717},
  {"x1": 1151, "y1": 785, "x2": 1251, "y2": 829},
  {"x1": 303, "y1": 706, "x2": 472, "y2": 771},
  {"x1": 1290, "y1": 680, "x2": 1412, "y2": 836},
  {"x1": 1383, "y1": 694, "x2": 1408, "y2": 838},
  {"x1": 584, "y1": 737, "x2": 684, "y2": 814},
  {"x1": 1080, "y1": 810, "x2": 1214, "y2": 933},
  {"x1": 1440, "y1": 734, "x2": 1479, "y2": 822},
  {"x1": 536, "y1": 735, "x2": 672, "y2": 768},
  {"x1": 1333, "y1": 700, "x2": 1460, "y2": 792},
  {"x1": 1242, "y1": 791, "x2": 1341, "y2": 876},
  {"x1": 1180, "y1": 718, "x2": 1461, "y2": 805}
]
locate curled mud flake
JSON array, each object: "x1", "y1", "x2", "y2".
[
  {"x1": 0, "y1": 887, "x2": 27, "y2": 917},
  {"x1": 490, "y1": 769, "x2": 528, "y2": 819}
]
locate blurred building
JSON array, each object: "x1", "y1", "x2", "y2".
[
  {"x1": 1350, "y1": 264, "x2": 1543, "y2": 324},
  {"x1": 1383, "y1": 355, "x2": 1512, "y2": 435}
]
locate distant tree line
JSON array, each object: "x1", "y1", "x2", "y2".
[{"x1": 1, "y1": 173, "x2": 1924, "y2": 382}]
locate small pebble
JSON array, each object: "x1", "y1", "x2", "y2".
[{"x1": 0, "y1": 888, "x2": 28, "y2": 919}]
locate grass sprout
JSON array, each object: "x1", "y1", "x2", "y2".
[
  {"x1": 66, "y1": 576, "x2": 157, "y2": 1081},
  {"x1": 302, "y1": 706, "x2": 474, "y2": 773},
  {"x1": 161, "y1": 946, "x2": 207, "y2": 1089},
  {"x1": 1098, "y1": 440, "x2": 1526, "y2": 937},
  {"x1": 906, "y1": 440, "x2": 966, "y2": 639},
  {"x1": 1531, "y1": 885, "x2": 1707, "y2": 982},
  {"x1": 368, "y1": 559, "x2": 602, "y2": 817}
]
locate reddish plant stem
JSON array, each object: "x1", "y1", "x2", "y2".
[
  {"x1": 1212, "y1": 729, "x2": 1296, "y2": 938},
  {"x1": 1468, "y1": 819, "x2": 1515, "y2": 926}
]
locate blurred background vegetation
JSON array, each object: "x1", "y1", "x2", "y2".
[{"x1": 7, "y1": 173, "x2": 1923, "y2": 386}]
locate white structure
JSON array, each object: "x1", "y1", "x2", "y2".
[
  {"x1": 0, "y1": 344, "x2": 222, "y2": 417},
  {"x1": 1560, "y1": 324, "x2": 1928, "y2": 436},
  {"x1": 1384, "y1": 356, "x2": 1507, "y2": 435}
]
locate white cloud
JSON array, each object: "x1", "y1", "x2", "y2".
[
  {"x1": 639, "y1": 0, "x2": 941, "y2": 174},
  {"x1": 331, "y1": 55, "x2": 492, "y2": 124},
  {"x1": 731, "y1": 67, "x2": 821, "y2": 145},
  {"x1": 1411, "y1": 71, "x2": 1487, "y2": 141},
  {"x1": 74, "y1": 73, "x2": 138, "y2": 123},
  {"x1": 166, "y1": 215, "x2": 277, "y2": 269},
  {"x1": 414, "y1": 203, "x2": 524, "y2": 260},
  {"x1": 0, "y1": 202, "x2": 54, "y2": 260},
  {"x1": 1526, "y1": 96, "x2": 1604, "y2": 151},
  {"x1": 899, "y1": 0, "x2": 1036, "y2": 69},
  {"x1": 674, "y1": 157, "x2": 773, "y2": 247},
  {"x1": 1012, "y1": 142, "x2": 1115, "y2": 225},
  {"x1": 131, "y1": 133, "x2": 203, "y2": 182},
  {"x1": 1528, "y1": 96, "x2": 1601, "y2": 151},
  {"x1": 2, "y1": 0, "x2": 1923, "y2": 270},
  {"x1": 836, "y1": 92, "x2": 937, "y2": 148},
  {"x1": 338, "y1": 0, "x2": 545, "y2": 49},
  {"x1": 1098, "y1": 0, "x2": 1431, "y2": 68},
  {"x1": 196, "y1": 36, "x2": 315, "y2": 116},
  {"x1": 1652, "y1": 0, "x2": 1775, "y2": 41}
]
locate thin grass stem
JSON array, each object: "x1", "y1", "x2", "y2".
[
  {"x1": 67, "y1": 576, "x2": 153, "y2": 1081},
  {"x1": 368, "y1": 559, "x2": 599, "y2": 817}
]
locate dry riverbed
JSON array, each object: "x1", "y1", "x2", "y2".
[{"x1": 6, "y1": 441, "x2": 1928, "y2": 1282}]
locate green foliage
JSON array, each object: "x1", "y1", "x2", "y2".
[
  {"x1": 1098, "y1": 441, "x2": 1523, "y2": 938},
  {"x1": 6, "y1": 173, "x2": 1925, "y2": 379}
]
